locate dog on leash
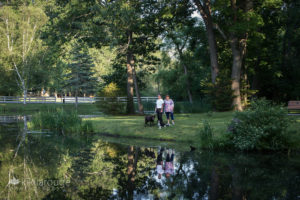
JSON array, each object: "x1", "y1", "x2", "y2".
[{"x1": 145, "y1": 115, "x2": 156, "y2": 127}]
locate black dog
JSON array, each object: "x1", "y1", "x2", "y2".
[{"x1": 145, "y1": 115, "x2": 156, "y2": 127}]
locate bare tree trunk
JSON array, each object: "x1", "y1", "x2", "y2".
[
  {"x1": 242, "y1": 69, "x2": 248, "y2": 107},
  {"x1": 13, "y1": 62, "x2": 27, "y2": 105},
  {"x1": 132, "y1": 66, "x2": 144, "y2": 114},
  {"x1": 183, "y1": 63, "x2": 193, "y2": 103},
  {"x1": 229, "y1": 0, "x2": 252, "y2": 111},
  {"x1": 75, "y1": 90, "x2": 78, "y2": 109},
  {"x1": 126, "y1": 31, "x2": 135, "y2": 114},
  {"x1": 178, "y1": 49, "x2": 193, "y2": 103},
  {"x1": 23, "y1": 87, "x2": 27, "y2": 105},
  {"x1": 230, "y1": 37, "x2": 243, "y2": 111},
  {"x1": 194, "y1": 0, "x2": 219, "y2": 84}
]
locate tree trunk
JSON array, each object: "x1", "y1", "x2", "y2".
[
  {"x1": 230, "y1": 37, "x2": 243, "y2": 111},
  {"x1": 75, "y1": 90, "x2": 78, "y2": 109},
  {"x1": 127, "y1": 146, "x2": 136, "y2": 199},
  {"x1": 183, "y1": 63, "x2": 193, "y2": 104},
  {"x1": 126, "y1": 31, "x2": 135, "y2": 114},
  {"x1": 194, "y1": 0, "x2": 219, "y2": 84},
  {"x1": 132, "y1": 65, "x2": 144, "y2": 114},
  {"x1": 242, "y1": 69, "x2": 248, "y2": 107},
  {"x1": 229, "y1": 0, "x2": 252, "y2": 111},
  {"x1": 178, "y1": 50, "x2": 193, "y2": 103},
  {"x1": 23, "y1": 86, "x2": 27, "y2": 105}
]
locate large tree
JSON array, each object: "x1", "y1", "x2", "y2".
[
  {"x1": 102, "y1": 0, "x2": 165, "y2": 114},
  {"x1": 64, "y1": 42, "x2": 97, "y2": 108},
  {"x1": 0, "y1": 5, "x2": 47, "y2": 104},
  {"x1": 193, "y1": 0, "x2": 219, "y2": 85}
]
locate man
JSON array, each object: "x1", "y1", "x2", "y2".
[
  {"x1": 156, "y1": 94, "x2": 165, "y2": 129},
  {"x1": 164, "y1": 95, "x2": 175, "y2": 126}
]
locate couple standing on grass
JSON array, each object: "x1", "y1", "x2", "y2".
[{"x1": 155, "y1": 94, "x2": 175, "y2": 129}]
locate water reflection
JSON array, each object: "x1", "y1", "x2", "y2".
[{"x1": 0, "y1": 120, "x2": 299, "y2": 199}]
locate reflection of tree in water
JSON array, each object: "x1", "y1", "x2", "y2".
[
  {"x1": 0, "y1": 121, "x2": 300, "y2": 200},
  {"x1": 153, "y1": 151, "x2": 300, "y2": 200},
  {"x1": 0, "y1": 116, "x2": 41, "y2": 199}
]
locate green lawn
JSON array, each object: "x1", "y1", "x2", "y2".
[
  {"x1": 88, "y1": 112, "x2": 300, "y2": 149},
  {"x1": 87, "y1": 112, "x2": 234, "y2": 145}
]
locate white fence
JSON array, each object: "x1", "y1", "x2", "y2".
[
  {"x1": 0, "y1": 115, "x2": 24, "y2": 123},
  {"x1": 0, "y1": 96, "x2": 157, "y2": 104}
]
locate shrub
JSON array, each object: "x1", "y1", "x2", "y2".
[
  {"x1": 227, "y1": 99, "x2": 291, "y2": 151},
  {"x1": 31, "y1": 109, "x2": 94, "y2": 135},
  {"x1": 96, "y1": 83, "x2": 126, "y2": 115}
]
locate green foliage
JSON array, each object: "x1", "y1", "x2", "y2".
[
  {"x1": 64, "y1": 42, "x2": 98, "y2": 96},
  {"x1": 227, "y1": 99, "x2": 291, "y2": 151},
  {"x1": 31, "y1": 109, "x2": 94, "y2": 135},
  {"x1": 199, "y1": 120, "x2": 214, "y2": 149},
  {"x1": 81, "y1": 120, "x2": 95, "y2": 134},
  {"x1": 96, "y1": 83, "x2": 126, "y2": 115},
  {"x1": 207, "y1": 73, "x2": 234, "y2": 112}
]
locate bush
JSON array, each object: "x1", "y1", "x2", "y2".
[
  {"x1": 227, "y1": 99, "x2": 291, "y2": 151},
  {"x1": 96, "y1": 83, "x2": 126, "y2": 115},
  {"x1": 31, "y1": 109, "x2": 94, "y2": 135}
]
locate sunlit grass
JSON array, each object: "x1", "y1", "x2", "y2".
[{"x1": 86, "y1": 112, "x2": 235, "y2": 145}]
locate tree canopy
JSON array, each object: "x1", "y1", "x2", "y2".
[{"x1": 0, "y1": 0, "x2": 299, "y2": 111}]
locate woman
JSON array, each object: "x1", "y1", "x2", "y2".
[{"x1": 164, "y1": 95, "x2": 175, "y2": 126}]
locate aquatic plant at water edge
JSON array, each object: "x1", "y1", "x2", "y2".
[
  {"x1": 199, "y1": 120, "x2": 214, "y2": 149},
  {"x1": 31, "y1": 110, "x2": 94, "y2": 135}
]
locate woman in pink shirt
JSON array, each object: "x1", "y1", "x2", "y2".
[{"x1": 164, "y1": 95, "x2": 175, "y2": 126}]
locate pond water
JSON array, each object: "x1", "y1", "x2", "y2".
[{"x1": 0, "y1": 117, "x2": 299, "y2": 200}]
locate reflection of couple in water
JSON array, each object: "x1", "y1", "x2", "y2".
[{"x1": 156, "y1": 148, "x2": 174, "y2": 179}]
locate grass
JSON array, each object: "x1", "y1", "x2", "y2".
[
  {"x1": 2, "y1": 102, "x2": 300, "y2": 149},
  {"x1": 87, "y1": 112, "x2": 234, "y2": 146},
  {"x1": 0, "y1": 103, "x2": 99, "y2": 115},
  {"x1": 87, "y1": 112, "x2": 300, "y2": 149}
]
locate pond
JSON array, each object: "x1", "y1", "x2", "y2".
[{"x1": 0, "y1": 116, "x2": 299, "y2": 200}]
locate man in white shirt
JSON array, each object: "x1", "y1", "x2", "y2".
[{"x1": 156, "y1": 94, "x2": 165, "y2": 129}]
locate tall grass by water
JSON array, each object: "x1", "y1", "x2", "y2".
[{"x1": 31, "y1": 109, "x2": 94, "y2": 135}]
